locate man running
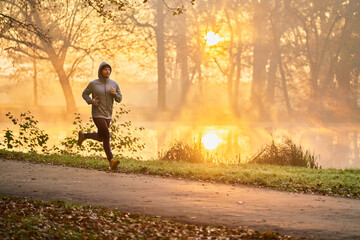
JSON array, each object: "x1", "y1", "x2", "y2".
[{"x1": 78, "y1": 61, "x2": 122, "y2": 171}]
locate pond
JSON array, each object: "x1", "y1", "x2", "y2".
[{"x1": 1, "y1": 121, "x2": 360, "y2": 169}]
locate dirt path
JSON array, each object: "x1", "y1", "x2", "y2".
[{"x1": 1, "y1": 159, "x2": 359, "y2": 239}]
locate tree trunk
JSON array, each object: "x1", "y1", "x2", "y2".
[
  {"x1": 227, "y1": 66, "x2": 234, "y2": 112},
  {"x1": 336, "y1": 55, "x2": 352, "y2": 110},
  {"x1": 355, "y1": 71, "x2": 359, "y2": 109},
  {"x1": 224, "y1": 9, "x2": 236, "y2": 113},
  {"x1": 266, "y1": 51, "x2": 277, "y2": 109},
  {"x1": 268, "y1": 0, "x2": 292, "y2": 118},
  {"x1": 177, "y1": 14, "x2": 190, "y2": 105},
  {"x1": 197, "y1": 62, "x2": 203, "y2": 98},
  {"x1": 251, "y1": 0, "x2": 268, "y2": 119},
  {"x1": 170, "y1": 58, "x2": 180, "y2": 105},
  {"x1": 270, "y1": 7, "x2": 293, "y2": 118},
  {"x1": 49, "y1": 56, "x2": 76, "y2": 114},
  {"x1": 195, "y1": 21, "x2": 203, "y2": 99},
  {"x1": 278, "y1": 53, "x2": 293, "y2": 117},
  {"x1": 234, "y1": 43, "x2": 242, "y2": 114},
  {"x1": 33, "y1": 58, "x2": 38, "y2": 107},
  {"x1": 265, "y1": 0, "x2": 281, "y2": 115},
  {"x1": 155, "y1": 0, "x2": 166, "y2": 110}
]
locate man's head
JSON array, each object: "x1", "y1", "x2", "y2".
[
  {"x1": 101, "y1": 66, "x2": 111, "y2": 78},
  {"x1": 98, "y1": 62, "x2": 112, "y2": 80}
]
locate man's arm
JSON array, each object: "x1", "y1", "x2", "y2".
[
  {"x1": 82, "y1": 82, "x2": 93, "y2": 104},
  {"x1": 113, "y1": 83, "x2": 122, "y2": 103}
]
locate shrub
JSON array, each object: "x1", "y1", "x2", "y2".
[
  {"x1": 248, "y1": 137, "x2": 320, "y2": 169},
  {"x1": 159, "y1": 140, "x2": 234, "y2": 164},
  {"x1": 1, "y1": 111, "x2": 49, "y2": 153},
  {"x1": 159, "y1": 140, "x2": 204, "y2": 163}
]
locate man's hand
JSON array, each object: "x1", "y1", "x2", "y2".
[
  {"x1": 109, "y1": 87, "x2": 116, "y2": 95},
  {"x1": 92, "y1": 96, "x2": 99, "y2": 106}
]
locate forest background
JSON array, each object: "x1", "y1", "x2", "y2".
[{"x1": 1, "y1": 0, "x2": 359, "y2": 123}]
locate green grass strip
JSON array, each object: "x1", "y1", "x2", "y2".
[{"x1": 1, "y1": 149, "x2": 359, "y2": 198}]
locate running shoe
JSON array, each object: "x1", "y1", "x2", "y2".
[{"x1": 110, "y1": 159, "x2": 120, "y2": 171}]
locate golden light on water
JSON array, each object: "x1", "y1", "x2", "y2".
[
  {"x1": 201, "y1": 133, "x2": 222, "y2": 150},
  {"x1": 204, "y1": 31, "x2": 222, "y2": 46}
]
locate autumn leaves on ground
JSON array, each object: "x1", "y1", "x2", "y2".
[{"x1": 0, "y1": 195, "x2": 294, "y2": 239}]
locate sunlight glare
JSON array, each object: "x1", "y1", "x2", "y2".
[
  {"x1": 204, "y1": 31, "x2": 222, "y2": 46},
  {"x1": 202, "y1": 133, "x2": 222, "y2": 150}
]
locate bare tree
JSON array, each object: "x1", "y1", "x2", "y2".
[
  {"x1": 0, "y1": 0, "x2": 120, "y2": 113},
  {"x1": 282, "y1": 0, "x2": 360, "y2": 120}
]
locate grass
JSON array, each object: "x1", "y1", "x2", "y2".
[
  {"x1": 1, "y1": 149, "x2": 360, "y2": 198},
  {"x1": 249, "y1": 138, "x2": 319, "y2": 169},
  {"x1": 0, "y1": 194, "x2": 294, "y2": 239}
]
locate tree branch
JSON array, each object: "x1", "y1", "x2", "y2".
[
  {"x1": 0, "y1": 33, "x2": 44, "y2": 51},
  {"x1": 0, "y1": 13, "x2": 49, "y2": 42},
  {"x1": 214, "y1": 57, "x2": 228, "y2": 77},
  {"x1": 5, "y1": 46, "x2": 49, "y2": 60}
]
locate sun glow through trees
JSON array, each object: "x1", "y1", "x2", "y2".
[
  {"x1": 204, "y1": 31, "x2": 222, "y2": 46},
  {"x1": 201, "y1": 133, "x2": 222, "y2": 150}
]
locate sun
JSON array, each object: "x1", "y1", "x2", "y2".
[
  {"x1": 201, "y1": 133, "x2": 222, "y2": 150},
  {"x1": 204, "y1": 31, "x2": 222, "y2": 46}
]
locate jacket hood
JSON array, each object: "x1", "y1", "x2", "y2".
[{"x1": 98, "y1": 61, "x2": 112, "y2": 81}]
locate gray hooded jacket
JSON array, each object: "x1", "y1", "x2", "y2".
[{"x1": 82, "y1": 62, "x2": 122, "y2": 119}]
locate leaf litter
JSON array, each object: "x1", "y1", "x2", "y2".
[{"x1": 0, "y1": 195, "x2": 301, "y2": 239}]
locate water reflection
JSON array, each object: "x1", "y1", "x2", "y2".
[
  {"x1": 143, "y1": 123, "x2": 360, "y2": 169},
  {"x1": 1, "y1": 122, "x2": 359, "y2": 169}
]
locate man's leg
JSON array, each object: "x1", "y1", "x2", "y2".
[
  {"x1": 77, "y1": 117, "x2": 103, "y2": 146},
  {"x1": 83, "y1": 132, "x2": 102, "y2": 141},
  {"x1": 102, "y1": 119, "x2": 119, "y2": 170},
  {"x1": 77, "y1": 130, "x2": 101, "y2": 147},
  {"x1": 78, "y1": 118, "x2": 118, "y2": 170},
  {"x1": 93, "y1": 118, "x2": 113, "y2": 162}
]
